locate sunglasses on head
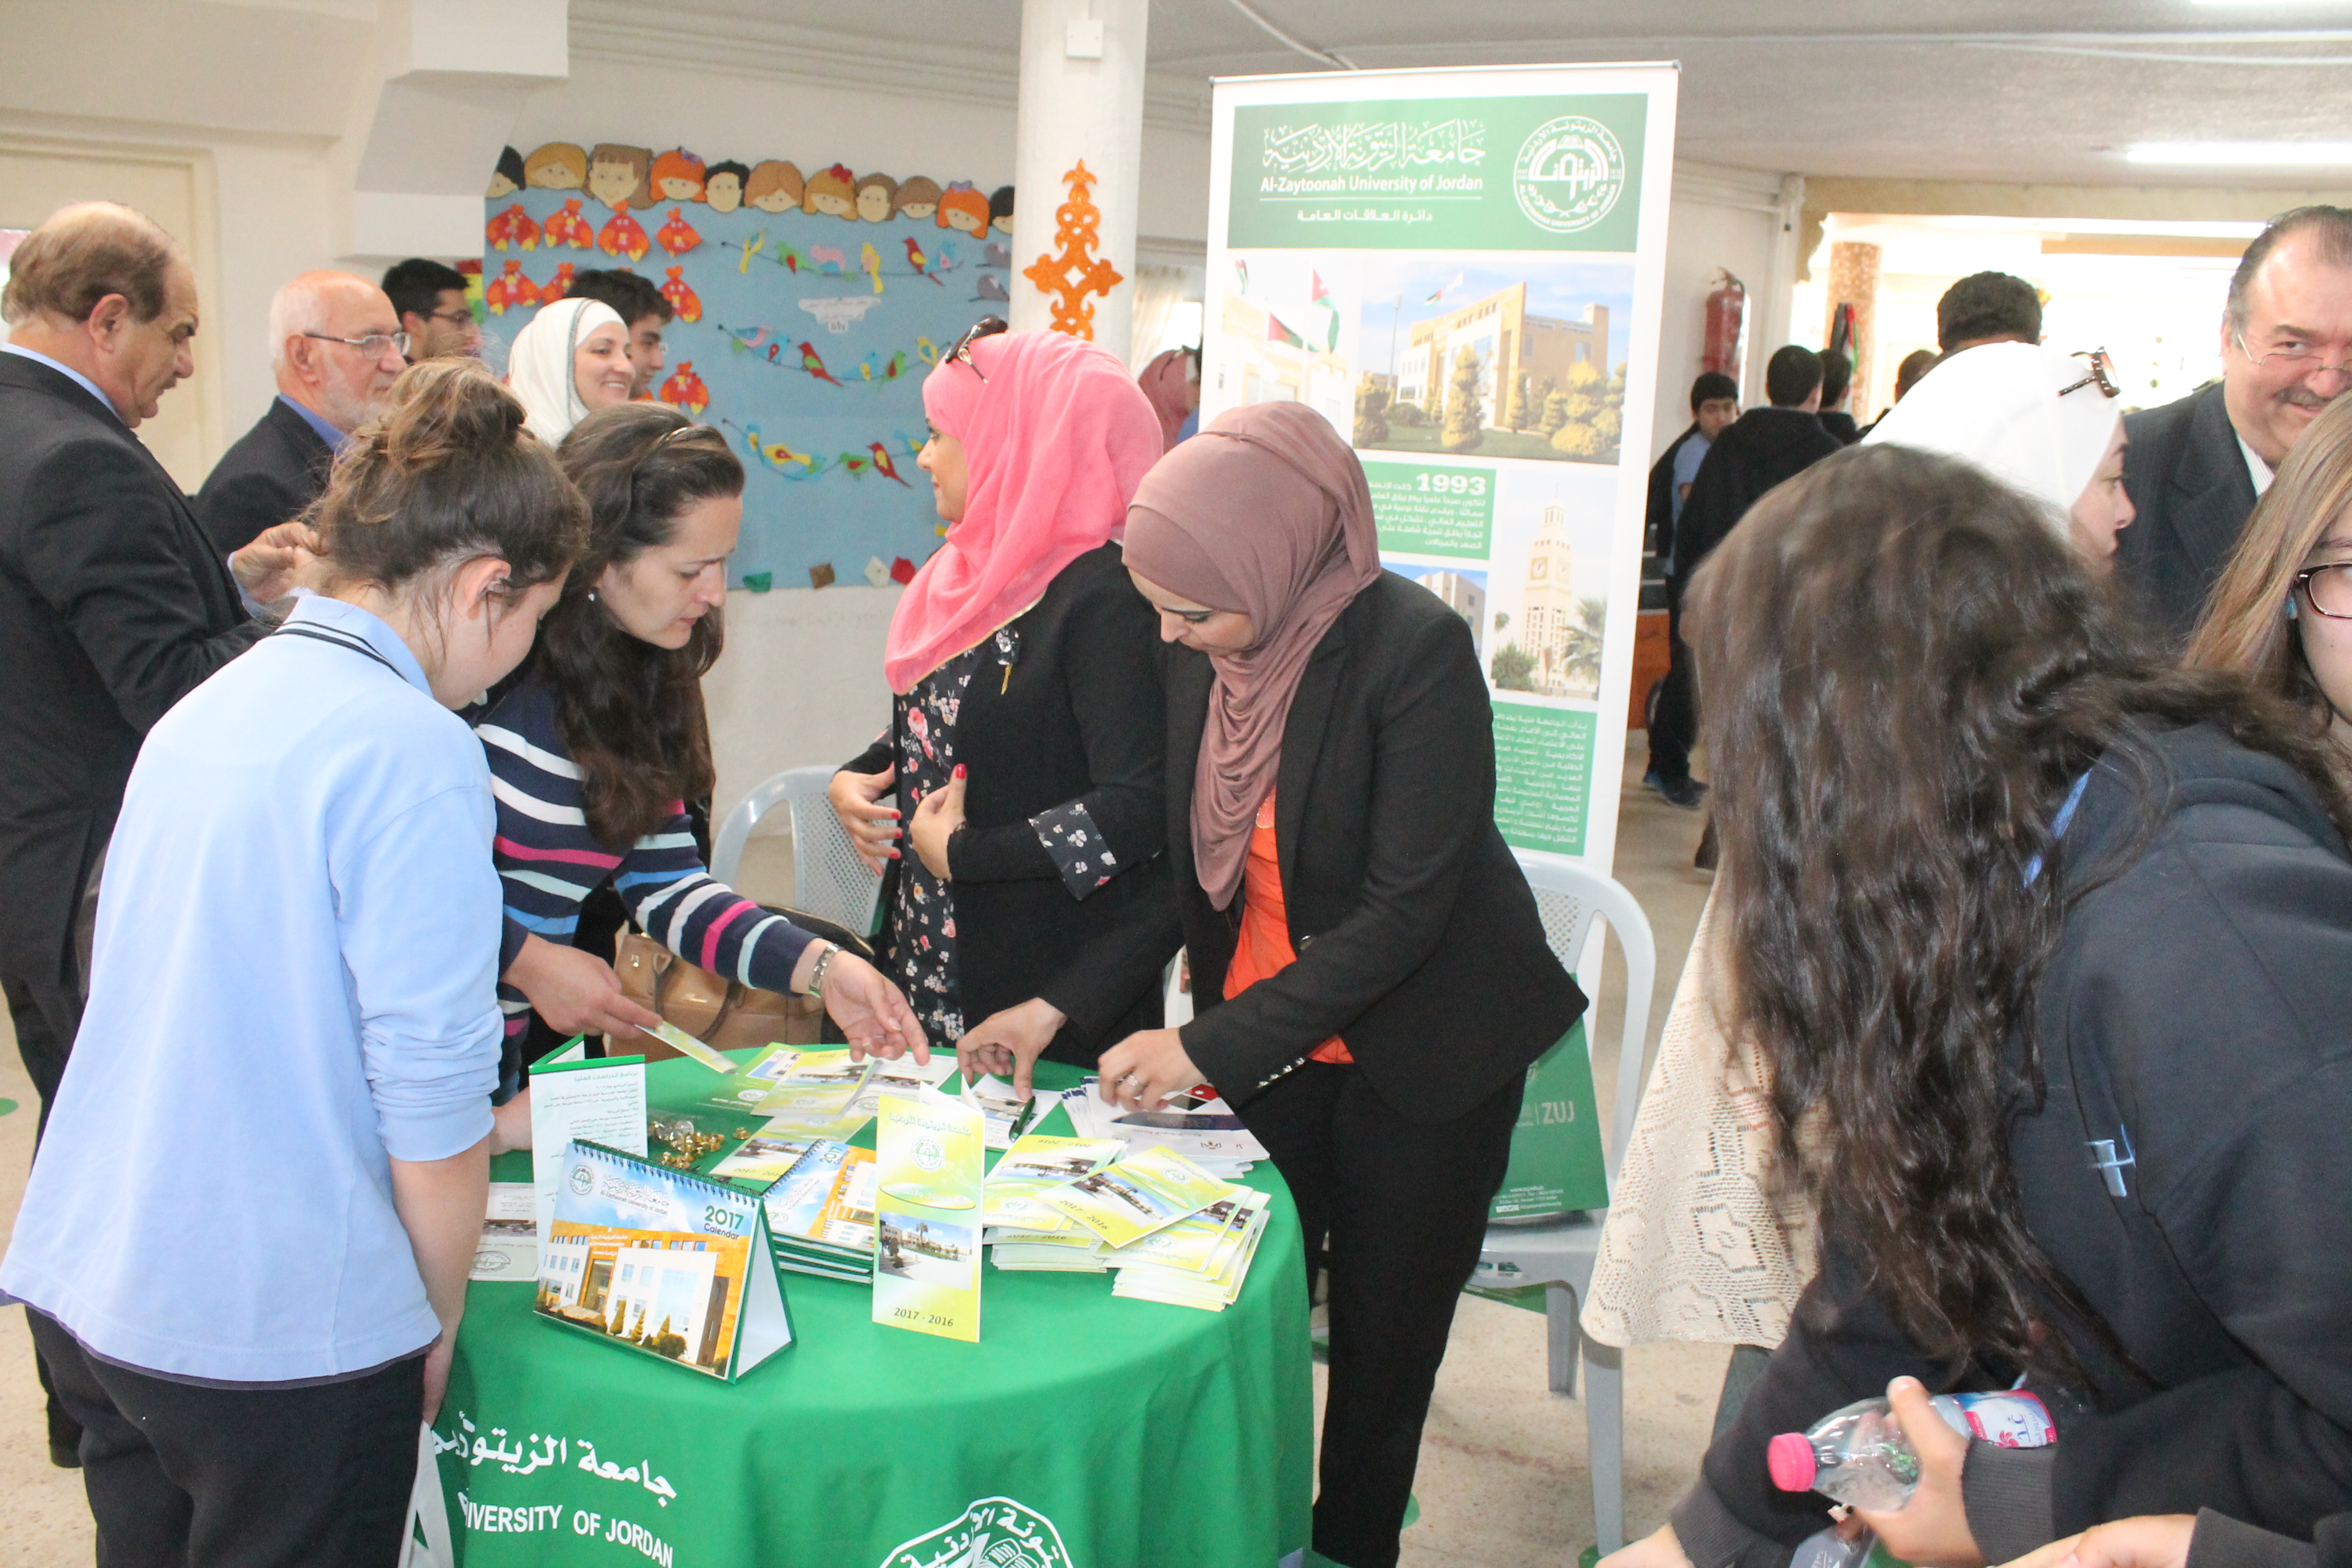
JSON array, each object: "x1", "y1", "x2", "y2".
[
  {"x1": 2057, "y1": 349, "x2": 2119, "y2": 400},
  {"x1": 949, "y1": 316, "x2": 1009, "y2": 382}
]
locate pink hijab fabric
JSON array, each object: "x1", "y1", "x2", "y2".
[
  {"x1": 1124, "y1": 403, "x2": 1380, "y2": 909},
  {"x1": 884, "y1": 330, "x2": 1163, "y2": 694},
  {"x1": 1137, "y1": 348, "x2": 1192, "y2": 453}
]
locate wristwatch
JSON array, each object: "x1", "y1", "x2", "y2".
[{"x1": 804, "y1": 942, "x2": 838, "y2": 1000}]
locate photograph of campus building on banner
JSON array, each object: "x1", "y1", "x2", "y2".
[{"x1": 1353, "y1": 263, "x2": 1635, "y2": 465}]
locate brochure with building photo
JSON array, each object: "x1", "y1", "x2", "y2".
[
  {"x1": 697, "y1": 1043, "x2": 801, "y2": 1114},
  {"x1": 981, "y1": 1135, "x2": 1123, "y2": 1231},
  {"x1": 707, "y1": 1129, "x2": 819, "y2": 1185},
  {"x1": 958, "y1": 1072, "x2": 1034, "y2": 1150},
  {"x1": 763, "y1": 1140, "x2": 880, "y2": 1281},
  {"x1": 1036, "y1": 1146, "x2": 1238, "y2": 1250},
  {"x1": 848, "y1": 1050, "x2": 957, "y2": 1114},
  {"x1": 752, "y1": 1049, "x2": 874, "y2": 1117},
  {"x1": 534, "y1": 1141, "x2": 794, "y2": 1381},
  {"x1": 873, "y1": 1091, "x2": 985, "y2": 1342},
  {"x1": 470, "y1": 1182, "x2": 538, "y2": 1282}
]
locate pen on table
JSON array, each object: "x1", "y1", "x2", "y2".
[{"x1": 1010, "y1": 1092, "x2": 1041, "y2": 1141}]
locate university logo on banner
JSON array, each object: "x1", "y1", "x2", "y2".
[
  {"x1": 879, "y1": 1496, "x2": 1072, "y2": 1568},
  {"x1": 1513, "y1": 116, "x2": 1626, "y2": 235}
]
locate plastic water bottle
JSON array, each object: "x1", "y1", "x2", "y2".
[{"x1": 1768, "y1": 1390, "x2": 2055, "y2": 1511}]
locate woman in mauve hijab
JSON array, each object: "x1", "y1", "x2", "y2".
[
  {"x1": 1103, "y1": 401, "x2": 1585, "y2": 1568},
  {"x1": 831, "y1": 324, "x2": 1173, "y2": 1083}
]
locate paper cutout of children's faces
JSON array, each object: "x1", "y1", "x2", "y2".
[
  {"x1": 856, "y1": 173, "x2": 897, "y2": 224},
  {"x1": 487, "y1": 146, "x2": 525, "y2": 199},
  {"x1": 651, "y1": 148, "x2": 705, "y2": 203},
  {"x1": 805, "y1": 165, "x2": 858, "y2": 220},
  {"x1": 525, "y1": 142, "x2": 587, "y2": 190},
  {"x1": 745, "y1": 160, "x2": 804, "y2": 214},
  {"x1": 938, "y1": 186, "x2": 990, "y2": 236},
  {"x1": 895, "y1": 176, "x2": 942, "y2": 221},
  {"x1": 588, "y1": 144, "x2": 652, "y2": 211},
  {"x1": 704, "y1": 162, "x2": 749, "y2": 214}
]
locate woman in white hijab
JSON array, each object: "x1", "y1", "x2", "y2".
[
  {"x1": 1582, "y1": 341, "x2": 2136, "y2": 1396},
  {"x1": 1863, "y1": 339, "x2": 2135, "y2": 565},
  {"x1": 505, "y1": 297, "x2": 633, "y2": 444}
]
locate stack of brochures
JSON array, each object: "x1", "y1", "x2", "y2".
[
  {"x1": 981, "y1": 1133, "x2": 1123, "y2": 1232},
  {"x1": 1053, "y1": 1081, "x2": 1268, "y2": 1178},
  {"x1": 760, "y1": 1139, "x2": 878, "y2": 1282},
  {"x1": 1108, "y1": 1187, "x2": 1272, "y2": 1311},
  {"x1": 986, "y1": 1227, "x2": 1108, "y2": 1271}
]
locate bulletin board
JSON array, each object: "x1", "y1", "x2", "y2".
[{"x1": 479, "y1": 142, "x2": 1015, "y2": 591}]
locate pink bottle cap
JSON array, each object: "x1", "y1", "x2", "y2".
[{"x1": 1767, "y1": 1432, "x2": 1820, "y2": 1492}]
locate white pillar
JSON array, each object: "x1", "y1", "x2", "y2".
[{"x1": 1009, "y1": 0, "x2": 1148, "y2": 360}]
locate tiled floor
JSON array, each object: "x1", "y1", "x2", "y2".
[{"x1": 0, "y1": 736, "x2": 1724, "y2": 1567}]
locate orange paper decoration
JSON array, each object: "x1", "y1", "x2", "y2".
[{"x1": 1021, "y1": 160, "x2": 1123, "y2": 340}]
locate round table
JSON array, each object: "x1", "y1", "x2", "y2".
[{"x1": 421, "y1": 1054, "x2": 1313, "y2": 1568}]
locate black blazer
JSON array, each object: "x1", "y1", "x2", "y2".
[
  {"x1": 843, "y1": 542, "x2": 1168, "y2": 1060},
  {"x1": 1166, "y1": 572, "x2": 1586, "y2": 1125},
  {"x1": 195, "y1": 395, "x2": 335, "y2": 556},
  {"x1": 0, "y1": 353, "x2": 261, "y2": 983},
  {"x1": 2117, "y1": 380, "x2": 2261, "y2": 647},
  {"x1": 1672, "y1": 406, "x2": 1843, "y2": 580}
]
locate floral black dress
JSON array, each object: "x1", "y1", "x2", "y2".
[{"x1": 888, "y1": 645, "x2": 981, "y2": 1045}]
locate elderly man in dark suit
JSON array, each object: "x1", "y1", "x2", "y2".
[
  {"x1": 194, "y1": 270, "x2": 405, "y2": 556},
  {"x1": 2119, "y1": 206, "x2": 2352, "y2": 645},
  {"x1": 0, "y1": 202, "x2": 307, "y2": 1464}
]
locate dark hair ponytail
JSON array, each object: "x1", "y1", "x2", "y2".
[
  {"x1": 313, "y1": 358, "x2": 584, "y2": 598},
  {"x1": 539, "y1": 401, "x2": 745, "y2": 849}
]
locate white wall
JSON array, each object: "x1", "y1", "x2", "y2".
[{"x1": 1647, "y1": 162, "x2": 1803, "y2": 464}]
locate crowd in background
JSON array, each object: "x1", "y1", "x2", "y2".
[{"x1": 0, "y1": 194, "x2": 2346, "y2": 1568}]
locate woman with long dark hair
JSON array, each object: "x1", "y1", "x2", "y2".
[
  {"x1": 487, "y1": 401, "x2": 922, "y2": 1091},
  {"x1": 1602, "y1": 444, "x2": 2352, "y2": 1568}
]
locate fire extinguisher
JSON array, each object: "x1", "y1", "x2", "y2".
[{"x1": 1702, "y1": 269, "x2": 1747, "y2": 378}]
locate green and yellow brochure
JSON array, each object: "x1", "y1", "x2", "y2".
[
  {"x1": 981, "y1": 1134, "x2": 1122, "y2": 1231},
  {"x1": 1036, "y1": 1145, "x2": 1237, "y2": 1250},
  {"x1": 752, "y1": 1049, "x2": 873, "y2": 1117},
  {"x1": 638, "y1": 1019, "x2": 737, "y2": 1075},
  {"x1": 696, "y1": 1043, "x2": 800, "y2": 1114},
  {"x1": 872, "y1": 1092, "x2": 985, "y2": 1342}
]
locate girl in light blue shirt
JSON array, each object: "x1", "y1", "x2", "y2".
[{"x1": 0, "y1": 360, "x2": 585, "y2": 1566}]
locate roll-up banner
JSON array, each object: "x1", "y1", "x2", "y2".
[{"x1": 1204, "y1": 64, "x2": 1680, "y2": 1218}]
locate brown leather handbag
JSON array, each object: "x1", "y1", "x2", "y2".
[{"x1": 608, "y1": 907, "x2": 876, "y2": 1060}]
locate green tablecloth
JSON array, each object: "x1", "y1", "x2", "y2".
[{"x1": 422, "y1": 1054, "x2": 1314, "y2": 1568}]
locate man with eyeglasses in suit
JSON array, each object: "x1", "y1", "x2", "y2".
[
  {"x1": 2120, "y1": 206, "x2": 2352, "y2": 645},
  {"x1": 193, "y1": 271, "x2": 407, "y2": 557}
]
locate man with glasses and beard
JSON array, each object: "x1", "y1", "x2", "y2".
[
  {"x1": 194, "y1": 271, "x2": 406, "y2": 555},
  {"x1": 2120, "y1": 206, "x2": 2352, "y2": 644}
]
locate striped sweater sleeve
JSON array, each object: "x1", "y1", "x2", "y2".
[{"x1": 477, "y1": 683, "x2": 815, "y2": 1049}]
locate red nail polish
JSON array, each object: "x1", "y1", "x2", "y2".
[{"x1": 953, "y1": 764, "x2": 966, "y2": 779}]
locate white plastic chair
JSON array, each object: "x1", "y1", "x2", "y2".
[
  {"x1": 1469, "y1": 851, "x2": 1657, "y2": 1554},
  {"x1": 709, "y1": 765, "x2": 885, "y2": 939}
]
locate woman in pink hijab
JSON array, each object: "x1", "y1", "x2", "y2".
[
  {"x1": 1106, "y1": 401, "x2": 1583, "y2": 1568},
  {"x1": 830, "y1": 322, "x2": 1173, "y2": 1084}
]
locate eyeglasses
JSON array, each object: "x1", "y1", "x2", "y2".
[
  {"x1": 2294, "y1": 563, "x2": 2352, "y2": 619},
  {"x1": 426, "y1": 308, "x2": 478, "y2": 329},
  {"x1": 2233, "y1": 332, "x2": 2352, "y2": 380},
  {"x1": 2056, "y1": 349, "x2": 2119, "y2": 400},
  {"x1": 948, "y1": 315, "x2": 1009, "y2": 382},
  {"x1": 306, "y1": 330, "x2": 411, "y2": 358}
]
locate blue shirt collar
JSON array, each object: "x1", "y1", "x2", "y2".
[
  {"x1": 283, "y1": 595, "x2": 434, "y2": 699},
  {"x1": 276, "y1": 393, "x2": 353, "y2": 455},
  {"x1": 1, "y1": 342, "x2": 124, "y2": 423}
]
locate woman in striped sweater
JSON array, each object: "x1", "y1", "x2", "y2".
[{"x1": 483, "y1": 402, "x2": 922, "y2": 1096}]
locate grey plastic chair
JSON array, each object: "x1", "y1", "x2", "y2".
[
  {"x1": 1468, "y1": 850, "x2": 1657, "y2": 1554},
  {"x1": 709, "y1": 764, "x2": 885, "y2": 939}
]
